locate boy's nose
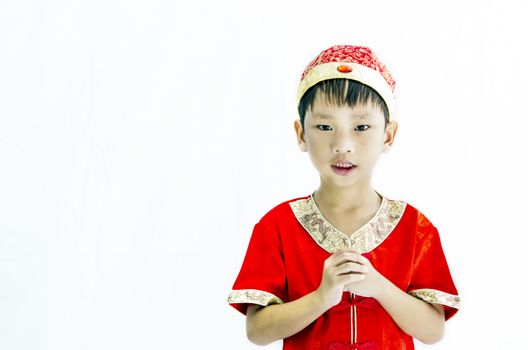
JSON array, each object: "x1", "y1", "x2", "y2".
[
  {"x1": 333, "y1": 145, "x2": 353, "y2": 153},
  {"x1": 332, "y1": 136, "x2": 355, "y2": 153}
]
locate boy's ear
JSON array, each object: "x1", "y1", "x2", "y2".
[
  {"x1": 294, "y1": 119, "x2": 307, "y2": 152},
  {"x1": 383, "y1": 120, "x2": 398, "y2": 153}
]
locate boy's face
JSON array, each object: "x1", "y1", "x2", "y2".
[{"x1": 294, "y1": 91, "x2": 398, "y2": 188}]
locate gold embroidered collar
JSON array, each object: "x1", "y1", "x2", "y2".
[{"x1": 289, "y1": 193, "x2": 406, "y2": 253}]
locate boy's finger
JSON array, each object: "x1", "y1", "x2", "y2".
[
  {"x1": 338, "y1": 248, "x2": 372, "y2": 260},
  {"x1": 328, "y1": 249, "x2": 371, "y2": 267},
  {"x1": 333, "y1": 254, "x2": 364, "y2": 267},
  {"x1": 336, "y1": 251, "x2": 372, "y2": 266}
]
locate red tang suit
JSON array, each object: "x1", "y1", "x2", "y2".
[{"x1": 227, "y1": 194, "x2": 461, "y2": 350}]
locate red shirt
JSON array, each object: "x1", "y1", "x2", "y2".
[{"x1": 228, "y1": 194, "x2": 460, "y2": 350}]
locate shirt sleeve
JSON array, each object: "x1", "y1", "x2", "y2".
[
  {"x1": 407, "y1": 212, "x2": 461, "y2": 321},
  {"x1": 227, "y1": 220, "x2": 288, "y2": 315}
]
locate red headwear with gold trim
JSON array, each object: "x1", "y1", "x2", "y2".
[{"x1": 297, "y1": 45, "x2": 396, "y2": 120}]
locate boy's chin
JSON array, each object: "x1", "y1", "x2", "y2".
[{"x1": 320, "y1": 174, "x2": 363, "y2": 187}]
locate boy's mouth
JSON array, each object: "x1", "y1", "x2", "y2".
[
  {"x1": 332, "y1": 160, "x2": 356, "y2": 168},
  {"x1": 331, "y1": 161, "x2": 357, "y2": 175}
]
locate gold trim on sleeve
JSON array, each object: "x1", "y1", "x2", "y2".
[
  {"x1": 227, "y1": 289, "x2": 284, "y2": 307},
  {"x1": 289, "y1": 194, "x2": 406, "y2": 253},
  {"x1": 408, "y1": 289, "x2": 461, "y2": 309}
]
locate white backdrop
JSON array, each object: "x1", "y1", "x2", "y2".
[{"x1": 1, "y1": 0, "x2": 527, "y2": 349}]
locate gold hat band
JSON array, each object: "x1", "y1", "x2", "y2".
[{"x1": 297, "y1": 61, "x2": 396, "y2": 120}]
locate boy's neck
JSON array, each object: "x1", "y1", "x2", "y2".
[{"x1": 313, "y1": 181, "x2": 381, "y2": 213}]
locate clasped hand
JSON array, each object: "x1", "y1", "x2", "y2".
[{"x1": 316, "y1": 248, "x2": 387, "y2": 309}]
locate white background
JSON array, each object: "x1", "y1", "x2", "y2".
[{"x1": 1, "y1": 0, "x2": 527, "y2": 349}]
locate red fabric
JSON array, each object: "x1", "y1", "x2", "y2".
[{"x1": 229, "y1": 195, "x2": 459, "y2": 350}]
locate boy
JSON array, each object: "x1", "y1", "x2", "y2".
[{"x1": 227, "y1": 45, "x2": 460, "y2": 350}]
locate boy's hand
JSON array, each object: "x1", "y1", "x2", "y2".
[
  {"x1": 342, "y1": 249, "x2": 387, "y2": 298},
  {"x1": 315, "y1": 248, "x2": 386, "y2": 309}
]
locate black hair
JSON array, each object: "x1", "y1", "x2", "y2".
[{"x1": 297, "y1": 78, "x2": 389, "y2": 131}]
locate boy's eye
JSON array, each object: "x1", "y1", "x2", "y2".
[
  {"x1": 355, "y1": 125, "x2": 370, "y2": 131},
  {"x1": 316, "y1": 125, "x2": 332, "y2": 131}
]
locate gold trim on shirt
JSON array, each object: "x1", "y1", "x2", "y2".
[
  {"x1": 289, "y1": 194, "x2": 406, "y2": 253},
  {"x1": 408, "y1": 288, "x2": 461, "y2": 309},
  {"x1": 227, "y1": 289, "x2": 284, "y2": 306}
]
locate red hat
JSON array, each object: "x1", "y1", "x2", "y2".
[{"x1": 297, "y1": 45, "x2": 396, "y2": 119}]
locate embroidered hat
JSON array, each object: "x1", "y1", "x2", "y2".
[{"x1": 297, "y1": 45, "x2": 396, "y2": 120}]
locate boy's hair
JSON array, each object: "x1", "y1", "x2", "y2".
[{"x1": 297, "y1": 78, "x2": 389, "y2": 131}]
